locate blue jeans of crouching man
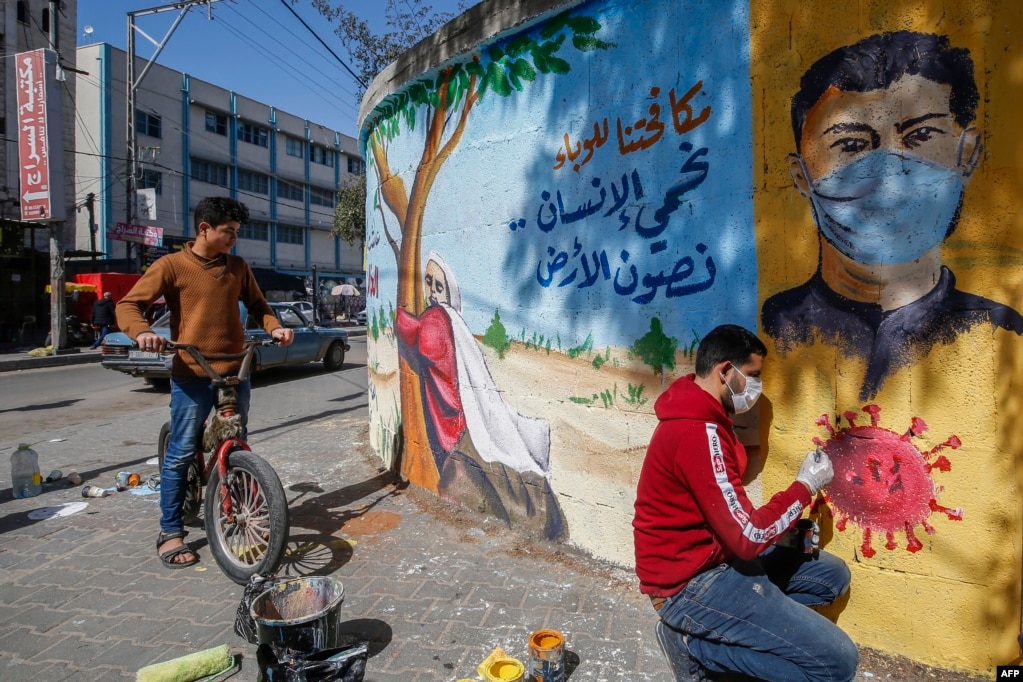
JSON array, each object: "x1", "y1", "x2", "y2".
[
  {"x1": 657, "y1": 547, "x2": 858, "y2": 681},
  {"x1": 161, "y1": 376, "x2": 251, "y2": 534}
]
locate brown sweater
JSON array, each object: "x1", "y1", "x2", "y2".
[{"x1": 116, "y1": 244, "x2": 282, "y2": 378}]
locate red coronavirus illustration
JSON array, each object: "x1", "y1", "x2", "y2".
[{"x1": 814, "y1": 404, "x2": 964, "y2": 558}]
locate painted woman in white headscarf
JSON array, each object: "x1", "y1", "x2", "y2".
[{"x1": 395, "y1": 252, "x2": 566, "y2": 540}]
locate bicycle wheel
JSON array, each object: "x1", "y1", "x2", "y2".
[
  {"x1": 157, "y1": 421, "x2": 202, "y2": 527},
  {"x1": 204, "y1": 450, "x2": 289, "y2": 584}
]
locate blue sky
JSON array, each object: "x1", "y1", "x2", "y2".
[{"x1": 76, "y1": 1, "x2": 479, "y2": 139}]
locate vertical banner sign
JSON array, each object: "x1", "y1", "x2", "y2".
[{"x1": 15, "y1": 48, "x2": 65, "y2": 222}]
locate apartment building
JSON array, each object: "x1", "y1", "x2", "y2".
[
  {"x1": 74, "y1": 42, "x2": 365, "y2": 300},
  {"x1": 0, "y1": 0, "x2": 78, "y2": 345}
]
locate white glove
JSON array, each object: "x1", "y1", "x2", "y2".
[{"x1": 796, "y1": 450, "x2": 833, "y2": 495}]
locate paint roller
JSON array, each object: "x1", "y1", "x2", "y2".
[{"x1": 135, "y1": 644, "x2": 234, "y2": 682}]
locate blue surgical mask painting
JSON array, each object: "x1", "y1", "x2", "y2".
[{"x1": 801, "y1": 151, "x2": 965, "y2": 266}]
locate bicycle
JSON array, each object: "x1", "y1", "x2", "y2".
[{"x1": 155, "y1": 340, "x2": 289, "y2": 584}]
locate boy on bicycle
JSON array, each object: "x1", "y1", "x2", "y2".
[{"x1": 117, "y1": 196, "x2": 294, "y2": 569}]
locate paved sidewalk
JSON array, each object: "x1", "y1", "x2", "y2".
[
  {"x1": 0, "y1": 362, "x2": 672, "y2": 682},
  {"x1": 0, "y1": 344, "x2": 982, "y2": 681}
]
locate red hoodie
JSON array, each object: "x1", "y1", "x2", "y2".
[{"x1": 633, "y1": 374, "x2": 811, "y2": 597}]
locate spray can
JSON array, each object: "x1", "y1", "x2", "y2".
[
  {"x1": 115, "y1": 471, "x2": 131, "y2": 491},
  {"x1": 81, "y1": 485, "x2": 108, "y2": 498},
  {"x1": 45, "y1": 470, "x2": 63, "y2": 483}
]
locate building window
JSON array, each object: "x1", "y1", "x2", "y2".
[
  {"x1": 241, "y1": 220, "x2": 269, "y2": 241},
  {"x1": 136, "y1": 110, "x2": 162, "y2": 138},
  {"x1": 286, "y1": 137, "x2": 304, "y2": 158},
  {"x1": 310, "y1": 186, "x2": 335, "y2": 208},
  {"x1": 140, "y1": 169, "x2": 163, "y2": 196},
  {"x1": 238, "y1": 122, "x2": 269, "y2": 147},
  {"x1": 310, "y1": 145, "x2": 334, "y2": 167},
  {"x1": 191, "y1": 159, "x2": 229, "y2": 187},
  {"x1": 238, "y1": 169, "x2": 269, "y2": 195},
  {"x1": 277, "y1": 179, "x2": 304, "y2": 203},
  {"x1": 277, "y1": 224, "x2": 304, "y2": 245},
  {"x1": 16, "y1": 1, "x2": 27, "y2": 23},
  {"x1": 205, "y1": 111, "x2": 227, "y2": 136},
  {"x1": 347, "y1": 157, "x2": 365, "y2": 174}
]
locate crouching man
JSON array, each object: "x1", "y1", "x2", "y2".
[{"x1": 633, "y1": 324, "x2": 858, "y2": 681}]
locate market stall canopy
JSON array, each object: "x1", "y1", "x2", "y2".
[
  {"x1": 251, "y1": 268, "x2": 305, "y2": 293},
  {"x1": 331, "y1": 284, "x2": 360, "y2": 296}
]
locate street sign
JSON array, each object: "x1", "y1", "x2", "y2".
[
  {"x1": 109, "y1": 222, "x2": 163, "y2": 247},
  {"x1": 15, "y1": 48, "x2": 65, "y2": 222}
]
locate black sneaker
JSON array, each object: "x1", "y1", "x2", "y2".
[{"x1": 655, "y1": 619, "x2": 708, "y2": 681}]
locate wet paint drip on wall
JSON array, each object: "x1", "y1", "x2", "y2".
[{"x1": 813, "y1": 405, "x2": 964, "y2": 558}]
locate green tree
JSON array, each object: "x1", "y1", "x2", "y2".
[
  {"x1": 333, "y1": 171, "x2": 366, "y2": 246},
  {"x1": 632, "y1": 317, "x2": 678, "y2": 389},
  {"x1": 304, "y1": 0, "x2": 468, "y2": 95}
]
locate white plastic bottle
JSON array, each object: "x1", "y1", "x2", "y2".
[{"x1": 11, "y1": 444, "x2": 42, "y2": 499}]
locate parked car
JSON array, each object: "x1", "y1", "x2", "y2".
[
  {"x1": 100, "y1": 302, "x2": 351, "y2": 388},
  {"x1": 356, "y1": 309, "x2": 367, "y2": 325},
  {"x1": 292, "y1": 300, "x2": 317, "y2": 323}
]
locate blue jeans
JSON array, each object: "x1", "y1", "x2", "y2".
[
  {"x1": 658, "y1": 547, "x2": 858, "y2": 681},
  {"x1": 161, "y1": 376, "x2": 250, "y2": 534},
  {"x1": 91, "y1": 325, "x2": 111, "y2": 348}
]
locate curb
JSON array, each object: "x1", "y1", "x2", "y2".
[{"x1": 0, "y1": 328, "x2": 367, "y2": 373}]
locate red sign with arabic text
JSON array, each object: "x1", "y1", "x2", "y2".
[{"x1": 16, "y1": 49, "x2": 54, "y2": 220}]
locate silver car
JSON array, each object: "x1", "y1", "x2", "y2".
[{"x1": 100, "y1": 302, "x2": 350, "y2": 388}]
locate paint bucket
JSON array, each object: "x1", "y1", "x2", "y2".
[
  {"x1": 527, "y1": 628, "x2": 565, "y2": 682},
  {"x1": 483, "y1": 656, "x2": 525, "y2": 681},
  {"x1": 250, "y1": 576, "x2": 345, "y2": 657}
]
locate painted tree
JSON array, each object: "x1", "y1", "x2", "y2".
[
  {"x1": 632, "y1": 317, "x2": 678, "y2": 389},
  {"x1": 364, "y1": 10, "x2": 614, "y2": 491}
]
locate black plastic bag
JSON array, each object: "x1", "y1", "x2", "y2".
[
  {"x1": 256, "y1": 639, "x2": 368, "y2": 682},
  {"x1": 235, "y1": 573, "x2": 282, "y2": 644}
]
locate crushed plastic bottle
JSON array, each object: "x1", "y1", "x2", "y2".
[
  {"x1": 11, "y1": 444, "x2": 43, "y2": 499},
  {"x1": 81, "y1": 485, "x2": 109, "y2": 498},
  {"x1": 66, "y1": 471, "x2": 82, "y2": 486}
]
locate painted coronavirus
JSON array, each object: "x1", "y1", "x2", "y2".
[{"x1": 814, "y1": 404, "x2": 963, "y2": 558}]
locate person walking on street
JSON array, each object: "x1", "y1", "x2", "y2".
[
  {"x1": 633, "y1": 324, "x2": 858, "y2": 681},
  {"x1": 116, "y1": 196, "x2": 294, "y2": 569},
  {"x1": 90, "y1": 291, "x2": 117, "y2": 348}
]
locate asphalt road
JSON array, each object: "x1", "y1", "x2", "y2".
[{"x1": 0, "y1": 339, "x2": 368, "y2": 439}]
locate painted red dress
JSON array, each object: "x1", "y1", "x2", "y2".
[{"x1": 396, "y1": 303, "x2": 566, "y2": 540}]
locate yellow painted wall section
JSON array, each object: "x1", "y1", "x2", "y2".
[{"x1": 751, "y1": 0, "x2": 1023, "y2": 672}]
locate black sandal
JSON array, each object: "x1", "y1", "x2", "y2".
[{"x1": 157, "y1": 531, "x2": 198, "y2": 569}]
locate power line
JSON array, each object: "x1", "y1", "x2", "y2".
[{"x1": 277, "y1": 0, "x2": 367, "y2": 89}]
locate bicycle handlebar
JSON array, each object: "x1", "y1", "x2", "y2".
[{"x1": 150, "y1": 339, "x2": 279, "y2": 384}]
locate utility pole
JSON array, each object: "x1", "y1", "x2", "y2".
[
  {"x1": 85, "y1": 192, "x2": 96, "y2": 264},
  {"x1": 126, "y1": 0, "x2": 222, "y2": 272},
  {"x1": 47, "y1": 0, "x2": 67, "y2": 352}
]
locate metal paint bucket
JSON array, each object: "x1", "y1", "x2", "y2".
[
  {"x1": 527, "y1": 628, "x2": 565, "y2": 682},
  {"x1": 250, "y1": 577, "x2": 345, "y2": 656},
  {"x1": 483, "y1": 656, "x2": 525, "y2": 681}
]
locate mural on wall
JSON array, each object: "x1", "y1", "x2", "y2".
[
  {"x1": 813, "y1": 405, "x2": 963, "y2": 558},
  {"x1": 760, "y1": 31, "x2": 1023, "y2": 400},
  {"x1": 394, "y1": 253, "x2": 566, "y2": 539},
  {"x1": 363, "y1": 0, "x2": 756, "y2": 547}
]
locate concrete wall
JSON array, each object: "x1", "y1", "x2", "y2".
[{"x1": 360, "y1": 0, "x2": 1023, "y2": 673}]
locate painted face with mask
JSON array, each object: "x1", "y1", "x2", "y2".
[{"x1": 789, "y1": 74, "x2": 981, "y2": 267}]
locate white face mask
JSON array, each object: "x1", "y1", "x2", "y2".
[{"x1": 722, "y1": 365, "x2": 762, "y2": 414}]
